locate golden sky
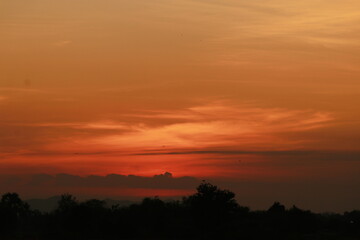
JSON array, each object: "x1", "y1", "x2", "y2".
[{"x1": 1, "y1": 0, "x2": 360, "y2": 211}]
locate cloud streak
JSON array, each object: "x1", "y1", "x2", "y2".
[
  {"x1": 2, "y1": 101, "x2": 333, "y2": 153},
  {"x1": 88, "y1": 102, "x2": 333, "y2": 151},
  {"x1": 0, "y1": 101, "x2": 341, "y2": 179}
]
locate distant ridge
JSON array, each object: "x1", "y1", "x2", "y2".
[{"x1": 26, "y1": 196, "x2": 135, "y2": 212}]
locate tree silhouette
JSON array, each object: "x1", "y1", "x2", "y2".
[
  {"x1": 1, "y1": 192, "x2": 30, "y2": 213},
  {"x1": 268, "y1": 201, "x2": 286, "y2": 213},
  {"x1": 0, "y1": 183, "x2": 359, "y2": 239},
  {"x1": 183, "y1": 181, "x2": 240, "y2": 238},
  {"x1": 183, "y1": 181, "x2": 238, "y2": 213},
  {"x1": 56, "y1": 194, "x2": 77, "y2": 213},
  {"x1": 0, "y1": 193, "x2": 30, "y2": 237}
]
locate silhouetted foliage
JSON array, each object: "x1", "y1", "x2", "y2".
[
  {"x1": 268, "y1": 201, "x2": 286, "y2": 213},
  {"x1": 183, "y1": 181, "x2": 238, "y2": 214},
  {"x1": 56, "y1": 194, "x2": 77, "y2": 213},
  {"x1": 0, "y1": 193, "x2": 31, "y2": 238},
  {"x1": 0, "y1": 183, "x2": 359, "y2": 239}
]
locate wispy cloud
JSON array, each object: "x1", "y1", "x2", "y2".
[
  {"x1": 2, "y1": 101, "x2": 333, "y2": 152},
  {"x1": 0, "y1": 100, "x2": 356, "y2": 182},
  {"x1": 0, "y1": 101, "x2": 334, "y2": 160},
  {"x1": 0, "y1": 88, "x2": 42, "y2": 93},
  {"x1": 5, "y1": 121, "x2": 130, "y2": 130},
  {"x1": 201, "y1": 0, "x2": 360, "y2": 68},
  {"x1": 86, "y1": 102, "x2": 333, "y2": 152}
]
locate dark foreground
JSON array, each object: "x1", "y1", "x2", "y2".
[{"x1": 0, "y1": 182, "x2": 359, "y2": 240}]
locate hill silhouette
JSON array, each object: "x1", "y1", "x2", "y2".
[
  {"x1": 0, "y1": 182, "x2": 359, "y2": 239},
  {"x1": 26, "y1": 196, "x2": 135, "y2": 213}
]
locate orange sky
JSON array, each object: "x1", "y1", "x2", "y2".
[{"x1": 1, "y1": 0, "x2": 360, "y2": 211}]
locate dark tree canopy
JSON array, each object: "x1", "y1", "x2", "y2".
[
  {"x1": 183, "y1": 181, "x2": 238, "y2": 213},
  {"x1": 268, "y1": 201, "x2": 286, "y2": 213},
  {"x1": 1, "y1": 192, "x2": 30, "y2": 213},
  {"x1": 56, "y1": 194, "x2": 77, "y2": 212},
  {"x1": 0, "y1": 183, "x2": 359, "y2": 240}
]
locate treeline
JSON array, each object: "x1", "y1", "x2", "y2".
[{"x1": 0, "y1": 182, "x2": 359, "y2": 240}]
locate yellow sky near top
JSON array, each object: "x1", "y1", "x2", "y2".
[{"x1": 1, "y1": 0, "x2": 360, "y2": 87}]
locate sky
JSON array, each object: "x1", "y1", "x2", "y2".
[{"x1": 1, "y1": 0, "x2": 360, "y2": 212}]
